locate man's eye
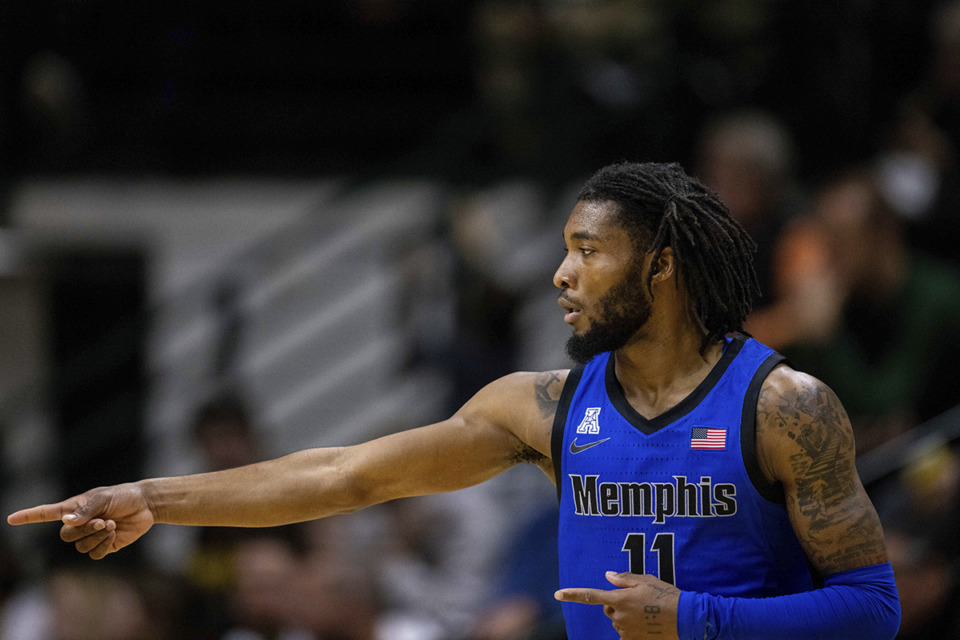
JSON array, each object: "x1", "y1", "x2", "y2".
[{"x1": 580, "y1": 248, "x2": 595, "y2": 255}]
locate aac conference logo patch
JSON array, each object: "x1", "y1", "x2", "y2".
[
  {"x1": 576, "y1": 407, "x2": 602, "y2": 434},
  {"x1": 570, "y1": 407, "x2": 609, "y2": 454}
]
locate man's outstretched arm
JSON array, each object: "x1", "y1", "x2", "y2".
[{"x1": 8, "y1": 370, "x2": 565, "y2": 559}]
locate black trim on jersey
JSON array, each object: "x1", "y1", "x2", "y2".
[
  {"x1": 740, "y1": 351, "x2": 787, "y2": 504},
  {"x1": 604, "y1": 334, "x2": 747, "y2": 435},
  {"x1": 551, "y1": 364, "x2": 585, "y2": 503}
]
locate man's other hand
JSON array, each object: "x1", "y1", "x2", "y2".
[{"x1": 556, "y1": 571, "x2": 681, "y2": 639}]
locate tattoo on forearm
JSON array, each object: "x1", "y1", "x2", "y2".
[
  {"x1": 759, "y1": 378, "x2": 887, "y2": 574},
  {"x1": 816, "y1": 510, "x2": 887, "y2": 570},
  {"x1": 534, "y1": 371, "x2": 563, "y2": 420}
]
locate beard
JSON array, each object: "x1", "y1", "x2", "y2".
[{"x1": 565, "y1": 265, "x2": 652, "y2": 365}]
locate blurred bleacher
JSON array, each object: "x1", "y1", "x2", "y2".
[{"x1": 0, "y1": 175, "x2": 571, "y2": 562}]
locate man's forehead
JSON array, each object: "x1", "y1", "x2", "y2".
[{"x1": 563, "y1": 200, "x2": 624, "y2": 239}]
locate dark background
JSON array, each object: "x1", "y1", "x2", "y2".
[{"x1": 0, "y1": 0, "x2": 942, "y2": 183}]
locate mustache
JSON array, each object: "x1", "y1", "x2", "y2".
[{"x1": 558, "y1": 292, "x2": 582, "y2": 311}]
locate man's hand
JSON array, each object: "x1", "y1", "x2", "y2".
[
  {"x1": 7, "y1": 483, "x2": 155, "y2": 560},
  {"x1": 556, "y1": 571, "x2": 680, "y2": 639}
]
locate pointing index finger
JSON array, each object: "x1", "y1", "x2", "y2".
[
  {"x1": 7, "y1": 500, "x2": 79, "y2": 526},
  {"x1": 555, "y1": 587, "x2": 612, "y2": 605}
]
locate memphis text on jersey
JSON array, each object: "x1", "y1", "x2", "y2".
[{"x1": 568, "y1": 474, "x2": 737, "y2": 524}]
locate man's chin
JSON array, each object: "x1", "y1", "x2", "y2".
[
  {"x1": 565, "y1": 332, "x2": 609, "y2": 365},
  {"x1": 565, "y1": 321, "x2": 646, "y2": 365}
]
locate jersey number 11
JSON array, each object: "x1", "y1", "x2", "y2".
[{"x1": 622, "y1": 532, "x2": 676, "y2": 585}]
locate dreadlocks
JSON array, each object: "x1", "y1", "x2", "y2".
[{"x1": 577, "y1": 161, "x2": 760, "y2": 352}]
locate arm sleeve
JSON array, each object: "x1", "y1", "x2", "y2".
[{"x1": 676, "y1": 562, "x2": 900, "y2": 640}]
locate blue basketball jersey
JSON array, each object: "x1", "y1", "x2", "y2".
[{"x1": 552, "y1": 334, "x2": 815, "y2": 639}]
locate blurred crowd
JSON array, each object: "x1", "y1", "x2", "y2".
[
  {"x1": 0, "y1": 392, "x2": 563, "y2": 640},
  {"x1": 3, "y1": 0, "x2": 960, "y2": 639}
]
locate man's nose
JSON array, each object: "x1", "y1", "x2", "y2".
[{"x1": 553, "y1": 256, "x2": 576, "y2": 289}]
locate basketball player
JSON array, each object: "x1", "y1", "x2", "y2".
[{"x1": 8, "y1": 163, "x2": 900, "y2": 639}]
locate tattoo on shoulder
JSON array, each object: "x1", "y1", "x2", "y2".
[
  {"x1": 760, "y1": 376, "x2": 887, "y2": 573},
  {"x1": 758, "y1": 377, "x2": 846, "y2": 437},
  {"x1": 533, "y1": 371, "x2": 564, "y2": 421}
]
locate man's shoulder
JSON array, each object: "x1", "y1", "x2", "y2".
[
  {"x1": 757, "y1": 364, "x2": 838, "y2": 413},
  {"x1": 755, "y1": 363, "x2": 851, "y2": 446},
  {"x1": 499, "y1": 369, "x2": 573, "y2": 416},
  {"x1": 495, "y1": 369, "x2": 573, "y2": 388},
  {"x1": 466, "y1": 369, "x2": 572, "y2": 421}
]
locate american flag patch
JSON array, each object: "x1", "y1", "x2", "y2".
[{"x1": 690, "y1": 427, "x2": 726, "y2": 450}]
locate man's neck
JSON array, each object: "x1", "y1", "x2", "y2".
[{"x1": 612, "y1": 328, "x2": 725, "y2": 420}]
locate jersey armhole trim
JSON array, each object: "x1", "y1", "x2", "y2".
[
  {"x1": 740, "y1": 352, "x2": 787, "y2": 504},
  {"x1": 552, "y1": 364, "x2": 585, "y2": 503}
]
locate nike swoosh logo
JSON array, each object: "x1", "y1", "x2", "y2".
[{"x1": 570, "y1": 437, "x2": 611, "y2": 454}]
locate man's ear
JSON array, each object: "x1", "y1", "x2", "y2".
[{"x1": 649, "y1": 247, "x2": 676, "y2": 284}]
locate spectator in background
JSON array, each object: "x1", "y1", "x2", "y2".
[
  {"x1": 183, "y1": 393, "x2": 268, "y2": 639},
  {"x1": 402, "y1": 187, "x2": 536, "y2": 414},
  {"x1": 876, "y1": 444, "x2": 960, "y2": 638},
  {"x1": 220, "y1": 524, "x2": 378, "y2": 640},
  {"x1": 469, "y1": 504, "x2": 564, "y2": 640},
  {"x1": 914, "y1": 0, "x2": 960, "y2": 165},
  {"x1": 290, "y1": 517, "x2": 379, "y2": 640},
  {"x1": 695, "y1": 109, "x2": 802, "y2": 310},
  {"x1": 0, "y1": 531, "x2": 37, "y2": 639},
  {"x1": 750, "y1": 168, "x2": 960, "y2": 454},
  {"x1": 221, "y1": 532, "x2": 314, "y2": 640},
  {"x1": 885, "y1": 526, "x2": 959, "y2": 639},
  {"x1": 374, "y1": 488, "x2": 508, "y2": 640},
  {"x1": 191, "y1": 392, "x2": 264, "y2": 473},
  {"x1": 874, "y1": 105, "x2": 955, "y2": 264},
  {"x1": 444, "y1": 192, "x2": 524, "y2": 411},
  {"x1": 879, "y1": 0, "x2": 960, "y2": 269},
  {"x1": 0, "y1": 564, "x2": 183, "y2": 640},
  {"x1": 188, "y1": 397, "x2": 380, "y2": 640}
]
